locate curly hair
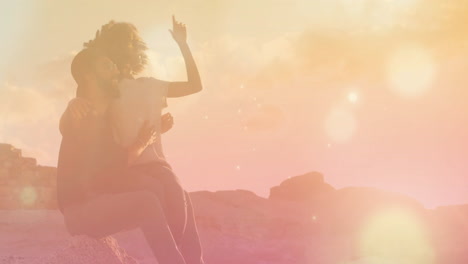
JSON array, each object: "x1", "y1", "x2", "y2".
[{"x1": 84, "y1": 21, "x2": 148, "y2": 75}]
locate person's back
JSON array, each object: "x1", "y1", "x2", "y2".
[
  {"x1": 56, "y1": 116, "x2": 92, "y2": 213},
  {"x1": 57, "y1": 112, "x2": 127, "y2": 213}
]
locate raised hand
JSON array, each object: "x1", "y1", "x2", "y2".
[{"x1": 169, "y1": 15, "x2": 187, "y2": 45}]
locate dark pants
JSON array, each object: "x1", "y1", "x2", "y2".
[
  {"x1": 128, "y1": 163, "x2": 188, "y2": 247},
  {"x1": 127, "y1": 163, "x2": 205, "y2": 264},
  {"x1": 64, "y1": 165, "x2": 204, "y2": 264}
]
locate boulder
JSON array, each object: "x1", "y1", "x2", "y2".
[
  {"x1": 32, "y1": 235, "x2": 139, "y2": 264},
  {"x1": 0, "y1": 255, "x2": 26, "y2": 264},
  {"x1": 268, "y1": 171, "x2": 335, "y2": 203},
  {"x1": 0, "y1": 144, "x2": 21, "y2": 160}
]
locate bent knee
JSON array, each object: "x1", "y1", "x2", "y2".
[
  {"x1": 132, "y1": 190, "x2": 164, "y2": 211},
  {"x1": 134, "y1": 175, "x2": 165, "y2": 198}
]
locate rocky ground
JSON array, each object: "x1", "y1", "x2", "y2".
[{"x1": 1, "y1": 144, "x2": 467, "y2": 263}]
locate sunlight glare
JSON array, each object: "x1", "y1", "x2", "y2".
[
  {"x1": 348, "y1": 92, "x2": 359, "y2": 104},
  {"x1": 387, "y1": 44, "x2": 436, "y2": 98},
  {"x1": 20, "y1": 186, "x2": 38, "y2": 206},
  {"x1": 358, "y1": 208, "x2": 434, "y2": 264}
]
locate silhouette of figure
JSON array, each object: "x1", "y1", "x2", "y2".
[{"x1": 58, "y1": 16, "x2": 204, "y2": 264}]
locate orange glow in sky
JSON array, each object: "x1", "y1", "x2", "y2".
[{"x1": 1, "y1": 0, "x2": 467, "y2": 208}]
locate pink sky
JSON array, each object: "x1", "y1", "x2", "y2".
[{"x1": 1, "y1": 0, "x2": 467, "y2": 208}]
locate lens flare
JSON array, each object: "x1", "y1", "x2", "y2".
[
  {"x1": 325, "y1": 107, "x2": 357, "y2": 143},
  {"x1": 387, "y1": 44, "x2": 436, "y2": 98},
  {"x1": 348, "y1": 92, "x2": 359, "y2": 104},
  {"x1": 358, "y1": 208, "x2": 434, "y2": 264},
  {"x1": 20, "y1": 186, "x2": 37, "y2": 206}
]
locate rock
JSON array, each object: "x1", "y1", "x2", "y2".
[
  {"x1": 0, "y1": 144, "x2": 58, "y2": 209},
  {"x1": 32, "y1": 235, "x2": 139, "y2": 264},
  {"x1": 0, "y1": 144, "x2": 21, "y2": 160},
  {"x1": 268, "y1": 171, "x2": 335, "y2": 203},
  {"x1": 22, "y1": 157, "x2": 37, "y2": 168},
  {"x1": 0, "y1": 255, "x2": 25, "y2": 264}
]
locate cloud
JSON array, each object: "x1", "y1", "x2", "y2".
[
  {"x1": 0, "y1": 54, "x2": 75, "y2": 166},
  {"x1": 0, "y1": 83, "x2": 56, "y2": 125}
]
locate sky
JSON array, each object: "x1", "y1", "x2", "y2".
[{"x1": 1, "y1": 0, "x2": 467, "y2": 208}]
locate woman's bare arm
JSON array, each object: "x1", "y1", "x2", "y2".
[{"x1": 167, "y1": 15, "x2": 203, "y2": 98}]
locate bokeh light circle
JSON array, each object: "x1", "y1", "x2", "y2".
[
  {"x1": 387, "y1": 44, "x2": 436, "y2": 98},
  {"x1": 20, "y1": 186, "x2": 37, "y2": 206}
]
